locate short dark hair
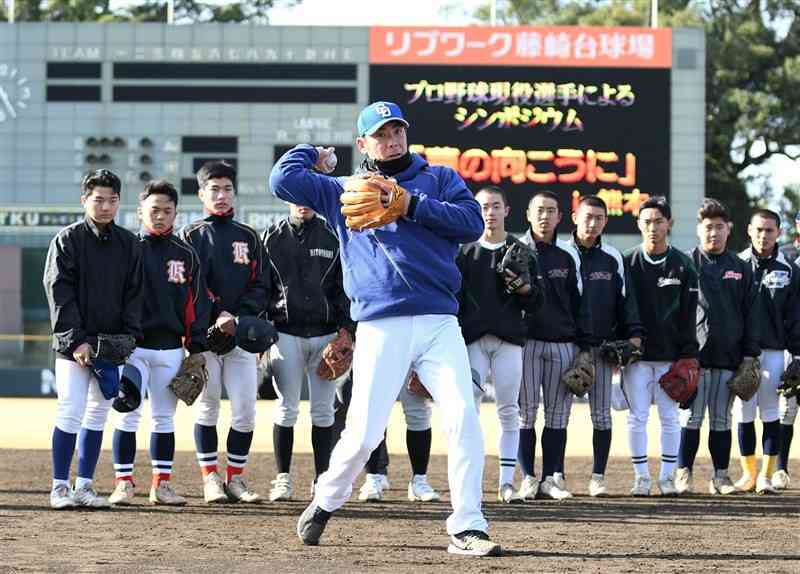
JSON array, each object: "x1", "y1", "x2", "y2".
[
  {"x1": 529, "y1": 190, "x2": 560, "y2": 212},
  {"x1": 697, "y1": 198, "x2": 730, "y2": 223},
  {"x1": 196, "y1": 161, "x2": 236, "y2": 189},
  {"x1": 577, "y1": 195, "x2": 608, "y2": 215},
  {"x1": 639, "y1": 196, "x2": 671, "y2": 220},
  {"x1": 81, "y1": 169, "x2": 121, "y2": 197},
  {"x1": 750, "y1": 208, "x2": 781, "y2": 228},
  {"x1": 475, "y1": 185, "x2": 508, "y2": 205},
  {"x1": 139, "y1": 179, "x2": 178, "y2": 206}
]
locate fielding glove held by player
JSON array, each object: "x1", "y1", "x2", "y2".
[
  {"x1": 169, "y1": 353, "x2": 208, "y2": 406},
  {"x1": 317, "y1": 328, "x2": 354, "y2": 380},
  {"x1": 727, "y1": 356, "x2": 761, "y2": 401},
  {"x1": 496, "y1": 243, "x2": 532, "y2": 294},
  {"x1": 659, "y1": 357, "x2": 700, "y2": 404},
  {"x1": 778, "y1": 357, "x2": 800, "y2": 399},
  {"x1": 340, "y1": 175, "x2": 408, "y2": 230},
  {"x1": 207, "y1": 323, "x2": 236, "y2": 356},
  {"x1": 407, "y1": 371, "x2": 432, "y2": 399},
  {"x1": 599, "y1": 340, "x2": 642, "y2": 367},
  {"x1": 562, "y1": 350, "x2": 595, "y2": 396},
  {"x1": 90, "y1": 333, "x2": 136, "y2": 366}
]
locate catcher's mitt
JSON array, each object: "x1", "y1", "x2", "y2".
[
  {"x1": 90, "y1": 333, "x2": 136, "y2": 366},
  {"x1": 778, "y1": 357, "x2": 800, "y2": 400},
  {"x1": 340, "y1": 175, "x2": 408, "y2": 230},
  {"x1": 407, "y1": 371, "x2": 431, "y2": 399},
  {"x1": 168, "y1": 353, "x2": 208, "y2": 406},
  {"x1": 562, "y1": 350, "x2": 596, "y2": 396},
  {"x1": 316, "y1": 328, "x2": 354, "y2": 380},
  {"x1": 727, "y1": 356, "x2": 762, "y2": 401},
  {"x1": 496, "y1": 243, "x2": 531, "y2": 294},
  {"x1": 207, "y1": 323, "x2": 236, "y2": 355},
  {"x1": 659, "y1": 357, "x2": 700, "y2": 404},
  {"x1": 599, "y1": 340, "x2": 643, "y2": 367}
]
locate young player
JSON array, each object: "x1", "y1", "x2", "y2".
[
  {"x1": 180, "y1": 161, "x2": 269, "y2": 503},
  {"x1": 565, "y1": 195, "x2": 643, "y2": 496},
  {"x1": 624, "y1": 196, "x2": 699, "y2": 496},
  {"x1": 262, "y1": 203, "x2": 352, "y2": 501},
  {"x1": 106, "y1": 180, "x2": 210, "y2": 506},
  {"x1": 43, "y1": 169, "x2": 143, "y2": 509},
  {"x1": 737, "y1": 209, "x2": 800, "y2": 493},
  {"x1": 270, "y1": 101, "x2": 500, "y2": 556},
  {"x1": 517, "y1": 191, "x2": 593, "y2": 500},
  {"x1": 675, "y1": 199, "x2": 759, "y2": 495},
  {"x1": 456, "y1": 185, "x2": 543, "y2": 503}
]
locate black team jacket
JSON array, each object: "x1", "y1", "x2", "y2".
[
  {"x1": 520, "y1": 230, "x2": 593, "y2": 350},
  {"x1": 138, "y1": 229, "x2": 212, "y2": 353},
  {"x1": 43, "y1": 218, "x2": 143, "y2": 360},
  {"x1": 456, "y1": 235, "x2": 544, "y2": 347},
  {"x1": 179, "y1": 211, "x2": 268, "y2": 322},
  {"x1": 690, "y1": 247, "x2": 760, "y2": 370},
  {"x1": 564, "y1": 233, "x2": 645, "y2": 346},
  {"x1": 625, "y1": 245, "x2": 699, "y2": 362},
  {"x1": 262, "y1": 214, "x2": 352, "y2": 338},
  {"x1": 740, "y1": 245, "x2": 800, "y2": 355}
]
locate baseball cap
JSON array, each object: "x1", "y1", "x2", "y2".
[{"x1": 357, "y1": 101, "x2": 409, "y2": 136}]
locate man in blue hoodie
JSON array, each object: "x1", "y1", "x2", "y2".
[{"x1": 269, "y1": 101, "x2": 499, "y2": 557}]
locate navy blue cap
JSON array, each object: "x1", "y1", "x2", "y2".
[{"x1": 357, "y1": 101, "x2": 409, "y2": 136}]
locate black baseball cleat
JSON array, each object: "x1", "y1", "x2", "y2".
[
  {"x1": 447, "y1": 530, "x2": 502, "y2": 556},
  {"x1": 297, "y1": 502, "x2": 332, "y2": 546}
]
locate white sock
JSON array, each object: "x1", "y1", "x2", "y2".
[
  {"x1": 629, "y1": 429, "x2": 650, "y2": 478},
  {"x1": 52, "y1": 479, "x2": 69, "y2": 489},
  {"x1": 659, "y1": 428, "x2": 680, "y2": 480},
  {"x1": 75, "y1": 477, "x2": 93, "y2": 489},
  {"x1": 498, "y1": 429, "x2": 519, "y2": 486}
]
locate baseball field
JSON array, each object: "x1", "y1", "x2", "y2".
[{"x1": 2, "y1": 398, "x2": 799, "y2": 573}]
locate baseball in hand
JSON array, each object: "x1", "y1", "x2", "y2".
[{"x1": 315, "y1": 146, "x2": 337, "y2": 174}]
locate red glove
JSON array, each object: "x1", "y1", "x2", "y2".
[{"x1": 658, "y1": 358, "x2": 700, "y2": 404}]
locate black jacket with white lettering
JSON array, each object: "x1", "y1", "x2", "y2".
[
  {"x1": 564, "y1": 233, "x2": 644, "y2": 346},
  {"x1": 625, "y1": 245, "x2": 699, "y2": 362},
  {"x1": 456, "y1": 236, "x2": 544, "y2": 346},
  {"x1": 179, "y1": 211, "x2": 268, "y2": 322},
  {"x1": 43, "y1": 218, "x2": 143, "y2": 359},
  {"x1": 690, "y1": 248, "x2": 760, "y2": 370},
  {"x1": 138, "y1": 230, "x2": 212, "y2": 353},
  {"x1": 520, "y1": 231, "x2": 593, "y2": 349},
  {"x1": 262, "y1": 215, "x2": 352, "y2": 338},
  {"x1": 740, "y1": 245, "x2": 800, "y2": 355}
]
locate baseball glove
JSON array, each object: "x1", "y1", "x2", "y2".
[
  {"x1": 562, "y1": 350, "x2": 596, "y2": 396},
  {"x1": 407, "y1": 371, "x2": 432, "y2": 399},
  {"x1": 778, "y1": 357, "x2": 800, "y2": 400},
  {"x1": 340, "y1": 175, "x2": 408, "y2": 230},
  {"x1": 727, "y1": 356, "x2": 762, "y2": 401},
  {"x1": 316, "y1": 328, "x2": 354, "y2": 380},
  {"x1": 599, "y1": 340, "x2": 643, "y2": 367},
  {"x1": 659, "y1": 357, "x2": 700, "y2": 404},
  {"x1": 207, "y1": 324, "x2": 236, "y2": 356},
  {"x1": 496, "y1": 243, "x2": 531, "y2": 294},
  {"x1": 168, "y1": 353, "x2": 208, "y2": 406},
  {"x1": 90, "y1": 334, "x2": 136, "y2": 366}
]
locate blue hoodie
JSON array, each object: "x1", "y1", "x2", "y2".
[{"x1": 269, "y1": 144, "x2": 483, "y2": 322}]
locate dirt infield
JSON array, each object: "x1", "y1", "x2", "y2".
[{"x1": 2, "y1": 450, "x2": 799, "y2": 574}]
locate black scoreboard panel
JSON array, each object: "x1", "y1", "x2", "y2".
[{"x1": 370, "y1": 64, "x2": 671, "y2": 234}]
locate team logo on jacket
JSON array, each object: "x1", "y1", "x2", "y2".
[
  {"x1": 548, "y1": 268, "x2": 569, "y2": 279},
  {"x1": 723, "y1": 270, "x2": 742, "y2": 281},
  {"x1": 657, "y1": 276, "x2": 681, "y2": 287},
  {"x1": 232, "y1": 241, "x2": 250, "y2": 264},
  {"x1": 588, "y1": 271, "x2": 612, "y2": 281},
  {"x1": 309, "y1": 248, "x2": 334, "y2": 259},
  {"x1": 763, "y1": 270, "x2": 790, "y2": 289},
  {"x1": 166, "y1": 260, "x2": 187, "y2": 284}
]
